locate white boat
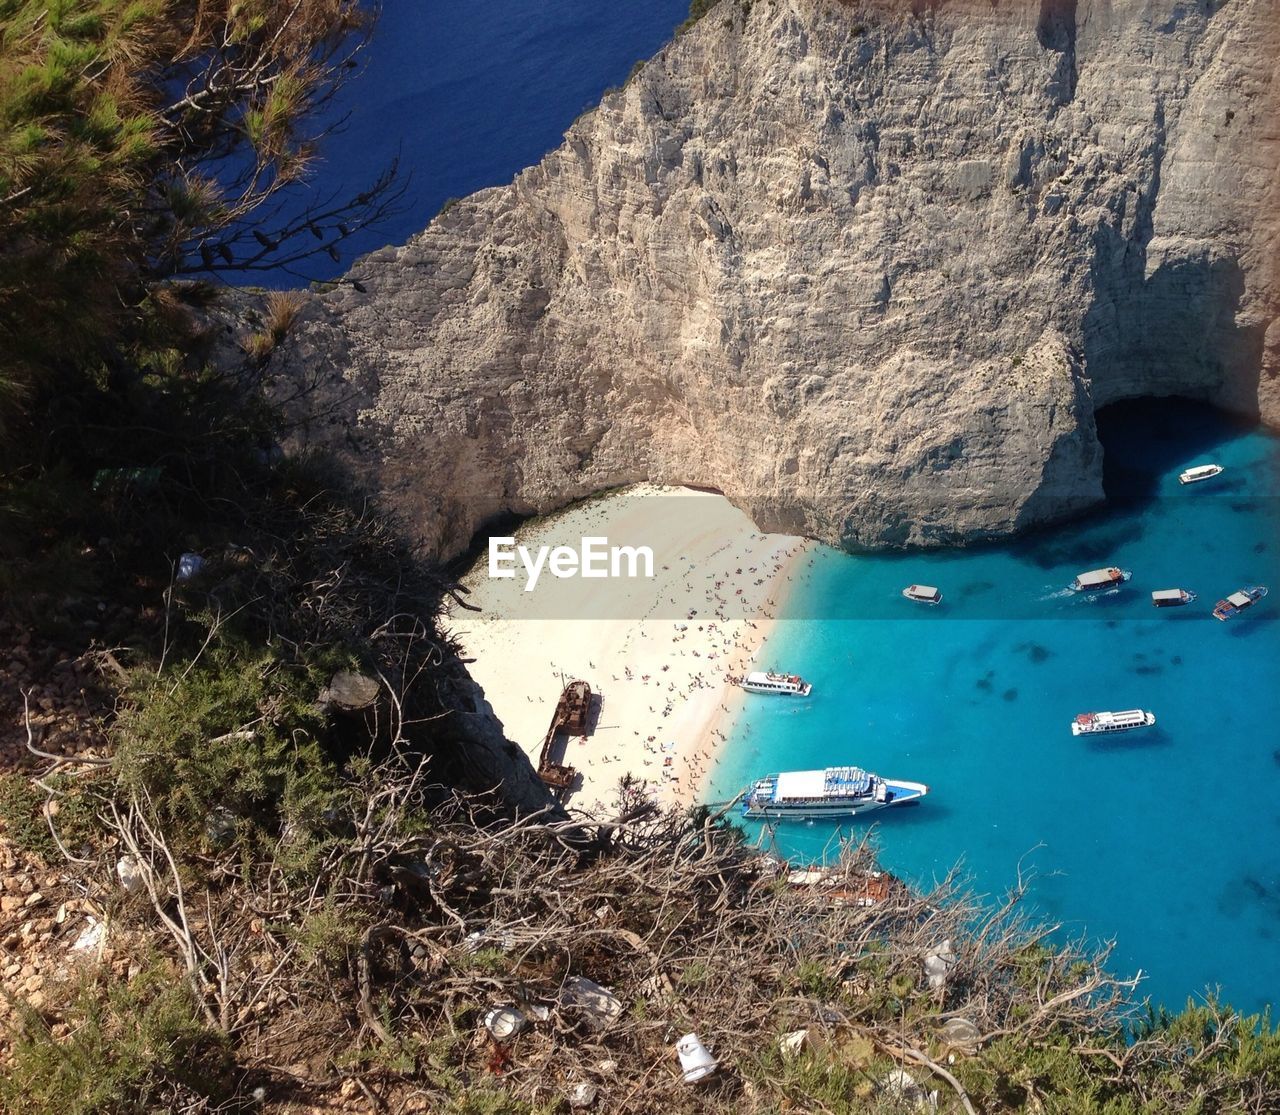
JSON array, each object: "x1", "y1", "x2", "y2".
[
  {"x1": 1179, "y1": 464, "x2": 1224, "y2": 485},
  {"x1": 1071, "y1": 709, "x2": 1156, "y2": 736},
  {"x1": 1071, "y1": 567, "x2": 1131, "y2": 592},
  {"x1": 902, "y1": 584, "x2": 942, "y2": 605},
  {"x1": 1212, "y1": 585, "x2": 1267, "y2": 621},
  {"x1": 1151, "y1": 588, "x2": 1196, "y2": 608},
  {"x1": 740, "y1": 671, "x2": 812, "y2": 697},
  {"x1": 743, "y1": 766, "x2": 928, "y2": 821}
]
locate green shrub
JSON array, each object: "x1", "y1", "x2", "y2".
[
  {"x1": 291, "y1": 898, "x2": 369, "y2": 970},
  {"x1": 677, "y1": 0, "x2": 720, "y2": 35},
  {"x1": 0, "y1": 772, "x2": 101, "y2": 860},
  {"x1": 111, "y1": 649, "x2": 341, "y2": 860},
  {"x1": 0, "y1": 773, "x2": 54, "y2": 857},
  {"x1": 0, "y1": 960, "x2": 233, "y2": 1114}
]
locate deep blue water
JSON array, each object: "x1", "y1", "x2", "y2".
[
  {"x1": 708, "y1": 400, "x2": 1280, "y2": 1015},
  {"x1": 257, "y1": 1, "x2": 688, "y2": 283}
]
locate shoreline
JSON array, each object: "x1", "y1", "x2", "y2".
[{"x1": 444, "y1": 485, "x2": 813, "y2": 812}]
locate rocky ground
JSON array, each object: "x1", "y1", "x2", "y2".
[
  {"x1": 0, "y1": 844, "x2": 88, "y2": 1023},
  {"x1": 0, "y1": 612, "x2": 116, "y2": 1050},
  {"x1": 0, "y1": 614, "x2": 116, "y2": 767}
]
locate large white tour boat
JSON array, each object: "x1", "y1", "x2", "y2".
[
  {"x1": 1179, "y1": 463, "x2": 1224, "y2": 485},
  {"x1": 743, "y1": 766, "x2": 928, "y2": 821},
  {"x1": 1070, "y1": 709, "x2": 1156, "y2": 737},
  {"x1": 1071, "y1": 567, "x2": 1131, "y2": 592},
  {"x1": 1212, "y1": 585, "x2": 1267, "y2": 621},
  {"x1": 740, "y1": 671, "x2": 812, "y2": 696}
]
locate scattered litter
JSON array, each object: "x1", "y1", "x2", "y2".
[
  {"x1": 779, "y1": 1029, "x2": 809, "y2": 1059},
  {"x1": 560, "y1": 976, "x2": 623, "y2": 1030},
  {"x1": 92, "y1": 466, "x2": 162, "y2": 497},
  {"x1": 939, "y1": 1016, "x2": 981, "y2": 1055},
  {"x1": 204, "y1": 806, "x2": 236, "y2": 848},
  {"x1": 596, "y1": 1059, "x2": 617, "y2": 1075},
  {"x1": 676, "y1": 1032, "x2": 718, "y2": 1083},
  {"x1": 567, "y1": 1082, "x2": 597, "y2": 1108},
  {"x1": 528, "y1": 1004, "x2": 552, "y2": 1022},
  {"x1": 923, "y1": 938, "x2": 956, "y2": 990},
  {"x1": 880, "y1": 1068, "x2": 939, "y2": 1110},
  {"x1": 787, "y1": 868, "x2": 827, "y2": 886},
  {"x1": 482, "y1": 1006, "x2": 526, "y2": 1041},
  {"x1": 116, "y1": 855, "x2": 145, "y2": 895},
  {"x1": 176, "y1": 552, "x2": 205, "y2": 581},
  {"x1": 462, "y1": 927, "x2": 514, "y2": 954},
  {"x1": 70, "y1": 916, "x2": 107, "y2": 954},
  {"x1": 779, "y1": 1027, "x2": 828, "y2": 1059}
]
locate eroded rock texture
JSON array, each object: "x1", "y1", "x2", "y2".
[{"x1": 274, "y1": 0, "x2": 1280, "y2": 556}]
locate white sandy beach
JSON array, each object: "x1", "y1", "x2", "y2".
[{"x1": 445, "y1": 485, "x2": 812, "y2": 812}]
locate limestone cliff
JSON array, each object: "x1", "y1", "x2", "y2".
[{"x1": 273, "y1": 0, "x2": 1280, "y2": 556}]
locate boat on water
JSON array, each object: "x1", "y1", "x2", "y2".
[
  {"x1": 1071, "y1": 709, "x2": 1156, "y2": 737},
  {"x1": 1179, "y1": 463, "x2": 1224, "y2": 485},
  {"x1": 902, "y1": 584, "x2": 942, "y2": 605},
  {"x1": 1071, "y1": 567, "x2": 1131, "y2": 592},
  {"x1": 1152, "y1": 588, "x2": 1196, "y2": 608},
  {"x1": 740, "y1": 670, "x2": 812, "y2": 696},
  {"x1": 743, "y1": 766, "x2": 928, "y2": 821},
  {"x1": 1212, "y1": 585, "x2": 1267, "y2": 621}
]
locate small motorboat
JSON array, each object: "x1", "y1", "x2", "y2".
[
  {"x1": 1151, "y1": 588, "x2": 1196, "y2": 608},
  {"x1": 1071, "y1": 567, "x2": 1131, "y2": 592},
  {"x1": 1179, "y1": 464, "x2": 1224, "y2": 485},
  {"x1": 1212, "y1": 585, "x2": 1267, "y2": 621},
  {"x1": 1071, "y1": 709, "x2": 1156, "y2": 737},
  {"x1": 902, "y1": 584, "x2": 942, "y2": 605}
]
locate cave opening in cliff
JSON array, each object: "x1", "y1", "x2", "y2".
[{"x1": 1093, "y1": 396, "x2": 1258, "y2": 507}]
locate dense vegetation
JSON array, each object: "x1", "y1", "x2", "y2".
[
  {"x1": 0, "y1": 0, "x2": 395, "y2": 436},
  {"x1": 1, "y1": 2, "x2": 1279, "y2": 1112}
]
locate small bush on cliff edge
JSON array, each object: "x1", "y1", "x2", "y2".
[
  {"x1": 0, "y1": 958, "x2": 232, "y2": 1115},
  {"x1": 678, "y1": 0, "x2": 721, "y2": 35}
]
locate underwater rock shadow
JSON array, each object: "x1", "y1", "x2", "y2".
[
  {"x1": 1222, "y1": 615, "x2": 1276, "y2": 638},
  {"x1": 1015, "y1": 521, "x2": 1149, "y2": 572}
]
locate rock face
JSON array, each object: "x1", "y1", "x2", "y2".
[{"x1": 274, "y1": 0, "x2": 1280, "y2": 557}]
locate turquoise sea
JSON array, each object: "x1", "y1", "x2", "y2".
[{"x1": 708, "y1": 400, "x2": 1280, "y2": 1015}]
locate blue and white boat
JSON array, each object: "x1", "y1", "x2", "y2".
[
  {"x1": 743, "y1": 766, "x2": 929, "y2": 821},
  {"x1": 740, "y1": 670, "x2": 812, "y2": 696},
  {"x1": 1071, "y1": 709, "x2": 1156, "y2": 737},
  {"x1": 1212, "y1": 585, "x2": 1267, "y2": 621}
]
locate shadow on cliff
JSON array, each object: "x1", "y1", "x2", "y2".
[
  {"x1": 1095, "y1": 396, "x2": 1256, "y2": 505},
  {"x1": 1076, "y1": 223, "x2": 1264, "y2": 500},
  {"x1": 1082, "y1": 246, "x2": 1263, "y2": 430},
  {"x1": 1012, "y1": 395, "x2": 1256, "y2": 571}
]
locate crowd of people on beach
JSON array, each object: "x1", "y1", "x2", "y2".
[
  {"x1": 450, "y1": 488, "x2": 814, "y2": 815},
  {"x1": 507, "y1": 538, "x2": 809, "y2": 808}
]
